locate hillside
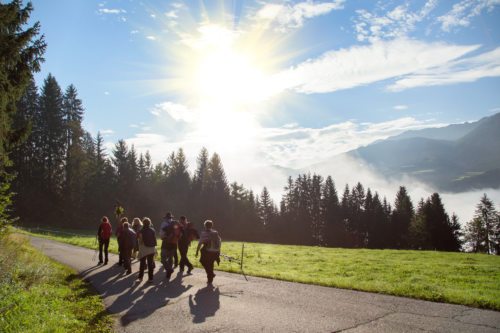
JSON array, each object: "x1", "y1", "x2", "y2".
[{"x1": 336, "y1": 113, "x2": 500, "y2": 192}]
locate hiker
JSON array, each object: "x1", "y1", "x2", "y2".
[
  {"x1": 121, "y1": 221, "x2": 137, "y2": 275},
  {"x1": 137, "y1": 217, "x2": 157, "y2": 282},
  {"x1": 131, "y1": 217, "x2": 143, "y2": 260},
  {"x1": 97, "y1": 216, "x2": 112, "y2": 265},
  {"x1": 196, "y1": 220, "x2": 221, "y2": 284},
  {"x1": 178, "y1": 215, "x2": 199, "y2": 274},
  {"x1": 115, "y1": 217, "x2": 128, "y2": 266},
  {"x1": 160, "y1": 212, "x2": 182, "y2": 280}
]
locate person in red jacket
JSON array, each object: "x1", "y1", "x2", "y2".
[{"x1": 97, "y1": 216, "x2": 112, "y2": 265}]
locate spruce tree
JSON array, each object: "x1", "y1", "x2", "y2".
[{"x1": 0, "y1": 0, "x2": 45, "y2": 231}]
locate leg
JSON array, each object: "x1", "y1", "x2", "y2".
[
  {"x1": 98, "y1": 240, "x2": 104, "y2": 263},
  {"x1": 138, "y1": 256, "x2": 146, "y2": 279},
  {"x1": 174, "y1": 245, "x2": 179, "y2": 268},
  {"x1": 146, "y1": 254, "x2": 155, "y2": 280},
  {"x1": 161, "y1": 241, "x2": 168, "y2": 270},
  {"x1": 124, "y1": 248, "x2": 132, "y2": 274},
  {"x1": 178, "y1": 244, "x2": 188, "y2": 272},
  {"x1": 165, "y1": 245, "x2": 175, "y2": 279},
  {"x1": 104, "y1": 239, "x2": 109, "y2": 264}
]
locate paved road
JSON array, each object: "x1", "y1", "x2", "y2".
[{"x1": 30, "y1": 236, "x2": 500, "y2": 333}]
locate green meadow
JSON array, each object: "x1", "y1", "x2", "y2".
[
  {"x1": 0, "y1": 233, "x2": 113, "y2": 333},
  {"x1": 18, "y1": 227, "x2": 500, "y2": 311}
]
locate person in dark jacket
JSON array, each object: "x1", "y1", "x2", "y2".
[
  {"x1": 196, "y1": 220, "x2": 221, "y2": 285},
  {"x1": 137, "y1": 217, "x2": 157, "y2": 282},
  {"x1": 121, "y1": 221, "x2": 137, "y2": 275},
  {"x1": 97, "y1": 216, "x2": 112, "y2": 265},
  {"x1": 115, "y1": 217, "x2": 127, "y2": 266},
  {"x1": 178, "y1": 215, "x2": 199, "y2": 274}
]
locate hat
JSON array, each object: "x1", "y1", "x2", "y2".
[{"x1": 165, "y1": 212, "x2": 173, "y2": 218}]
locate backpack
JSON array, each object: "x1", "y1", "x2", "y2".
[
  {"x1": 166, "y1": 222, "x2": 182, "y2": 244},
  {"x1": 141, "y1": 227, "x2": 157, "y2": 247},
  {"x1": 100, "y1": 222, "x2": 112, "y2": 240},
  {"x1": 206, "y1": 230, "x2": 221, "y2": 252}
]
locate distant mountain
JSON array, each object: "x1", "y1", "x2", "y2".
[{"x1": 335, "y1": 113, "x2": 500, "y2": 192}]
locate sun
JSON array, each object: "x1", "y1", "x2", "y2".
[{"x1": 187, "y1": 24, "x2": 275, "y2": 109}]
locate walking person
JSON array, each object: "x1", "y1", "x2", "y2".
[
  {"x1": 160, "y1": 212, "x2": 181, "y2": 280},
  {"x1": 115, "y1": 217, "x2": 127, "y2": 266},
  {"x1": 97, "y1": 216, "x2": 112, "y2": 265},
  {"x1": 121, "y1": 221, "x2": 137, "y2": 275},
  {"x1": 196, "y1": 220, "x2": 221, "y2": 285},
  {"x1": 178, "y1": 215, "x2": 199, "y2": 275},
  {"x1": 131, "y1": 217, "x2": 143, "y2": 260},
  {"x1": 137, "y1": 217, "x2": 157, "y2": 282}
]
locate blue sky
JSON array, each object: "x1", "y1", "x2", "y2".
[{"x1": 29, "y1": 0, "x2": 500, "y2": 215}]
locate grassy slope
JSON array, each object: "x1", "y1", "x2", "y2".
[
  {"x1": 18, "y1": 227, "x2": 500, "y2": 311},
  {"x1": 0, "y1": 233, "x2": 113, "y2": 333}
]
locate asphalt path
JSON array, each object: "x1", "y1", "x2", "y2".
[{"x1": 29, "y1": 236, "x2": 500, "y2": 333}]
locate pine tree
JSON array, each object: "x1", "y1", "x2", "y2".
[
  {"x1": 465, "y1": 194, "x2": 498, "y2": 254},
  {"x1": 391, "y1": 186, "x2": 414, "y2": 248},
  {"x1": 0, "y1": 1, "x2": 45, "y2": 230}
]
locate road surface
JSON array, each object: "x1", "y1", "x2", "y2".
[{"x1": 30, "y1": 236, "x2": 500, "y2": 333}]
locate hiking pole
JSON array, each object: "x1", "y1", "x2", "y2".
[{"x1": 92, "y1": 236, "x2": 98, "y2": 262}]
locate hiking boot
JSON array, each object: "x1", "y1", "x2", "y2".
[
  {"x1": 104, "y1": 261, "x2": 108, "y2": 265},
  {"x1": 186, "y1": 267, "x2": 193, "y2": 275},
  {"x1": 146, "y1": 278, "x2": 154, "y2": 283},
  {"x1": 137, "y1": 276, "x2": 143, "y2": 281},
  {"x1": 98, "y1": 261, "x2": 103, "y2": 264},
  {"x1": 166, "y1": 270, "x2": 173, "y2": 281}
]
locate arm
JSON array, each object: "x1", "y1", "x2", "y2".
[{"x1": 195, "y1": 241, "x2": 202, "y2": 257}]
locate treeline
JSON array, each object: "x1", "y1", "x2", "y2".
[{"x1": 10, "y1": 75, "x2": 500, "y2": 253}]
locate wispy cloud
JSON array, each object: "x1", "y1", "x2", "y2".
[
  {"x1": 151, "y1": 102, "x2": 196, "y2": 123},
  {"x1": 276, "y1": 38, "x2": 479, "y2": 94},
  {"x1": 254, "y1": 0, "x2": 344, "y2": 32},
  {"x1": 98, "y1": 8, "x2": 126, "y2": 15},
  {"x1": 100, "y1": 129, "x2": 115, "y2": 136},
  {"x1": 394, "y1": 105, "x2": 408, "y2": 111},
  {"x1": 354, "y1": 1, "x2": 437, "y2": 42},
  {"x1": 146, "y1": 35, "x2": 157, "y2": 41},
  {"x1": 438, "y1": 0, "x2": 500, "y2": 32},
  {"x1": 388, "y1": 47, "x2": 500, "y2": 91}
]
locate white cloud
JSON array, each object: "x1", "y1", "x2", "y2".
[
  {"x1": 165, "y1": 10, "x2": 178, "y2": 18},
  {"x1": 151, "y1": 102, "x2": 196, "y2": 123},
  {"x1": 255, "y1": 0, "x2": 344, "y2": 32},
  {"x1": 100, "y1": 129, "x2": 114, "y2": 136},
  {"x1": 388, "y1": 47, "x2": 500, "y2": 91},
  {"x1": 258, "y1": 116, "x2": 441, "y2": 169},
  {"x1": 394, "y1": 105, "x2": 408, "y2": 110},
  {"x1": 130, "y1": 30, "x2": 139, "y2": 34},
  {"x1": 146, "y1": 35, "x2": 157, "y2": 41},
  {"x1": 98, "y1": 8, "x2": 126, "y2": 15},
  {"x1": 489, "y1": 107, "x2": 500, "y2": 113},
  {"x1": 104, "y1": 91, "x2": 110, "y2": 95},
  {"x1": 438, "y1": 0, "x2": 500, "y2": 32},
  {"x1": 276, "y1": 38, "x2": 479, "y2": 94},
  {"x1": 354, "y1": 1, "x2": 437, "y2": 42}
]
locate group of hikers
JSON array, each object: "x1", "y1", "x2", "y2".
[{"x1": 96, "y1": 211, "x2": 222, "y2": 285}]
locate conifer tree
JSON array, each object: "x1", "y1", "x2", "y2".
[{"x1": 0, "y1": 2, "x2": 45, "y2": 229}]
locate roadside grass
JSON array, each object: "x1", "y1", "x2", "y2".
[
  {"x1": 18, "y1": 226, "x2": 500, "y2": 311},
  {"x1": 0, "y1": 232, "x2": 113, "y2": 333}
]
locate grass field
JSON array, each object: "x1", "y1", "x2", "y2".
[
  {"x1": 17, "y1": 226, "x2": 500, "y2": 311},
  {"x1": 0, "y1": 232, "x2": 113, "y2": 333}
]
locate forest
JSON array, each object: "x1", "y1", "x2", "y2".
[{"x1": 7, "y1": 74, "x2": 498, "y2": 253}]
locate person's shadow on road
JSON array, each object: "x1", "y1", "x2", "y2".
[
  {"x1": 119, "y1": 270, "x2": 193, "y2": 326},
  {"x1": 189, "y1": 285, "x2": 220, "y2": 323}
]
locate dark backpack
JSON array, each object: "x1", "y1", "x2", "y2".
[{"x1": 141, "y1": 227, "x2": 157, "y2": 247}]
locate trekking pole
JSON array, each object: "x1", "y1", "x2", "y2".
[{"x1": 92, "y1": 236, "x2": 98, "y2": 262}]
